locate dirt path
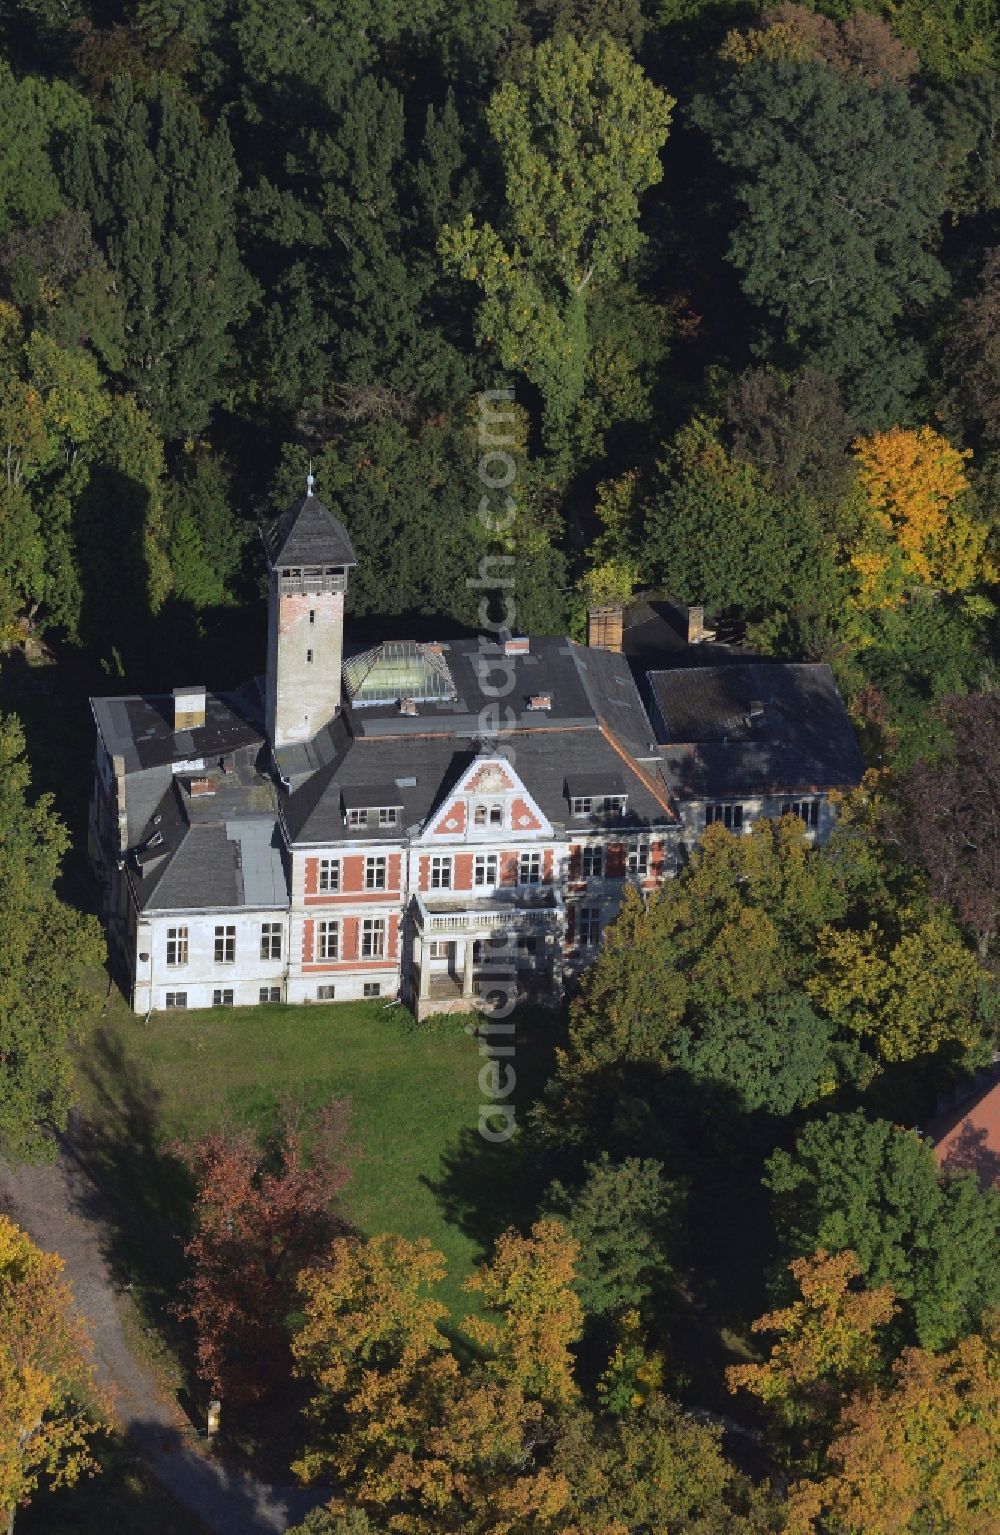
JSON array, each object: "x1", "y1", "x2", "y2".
[{"x1": 0, "y1": 1131, "x2": 325, "y2": 1535}]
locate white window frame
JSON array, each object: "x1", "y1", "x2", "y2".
[
  {"x1": 166, "y1": 926, "x2": 188, "y2": 966},
  {"x1": 260, "y1": 921, "x2": 282, "y2": 961},
  {"x1": 473, "y1": 802, "x2": 504, "y2": 829},
  {"x1": 347, "y1": 808, "x2": 369, "y2": 829},
  {"x1": 362, "y1": 917, "x2": 386, "y2": 959},
  {"x1": 518, "y1": 851, "x2": 542, "y2": 886},
  {"x1": 259, "y1": 985, "x2": 281, "y2": 1004},
  {"x1": 581, "y1": 845, "x2": 604, "y2": 878},
  {"x1": 578, "y1": 907, "x2": 601, "y2": 948},
  {"x1": 378, "y1": 806, "x2": 399, "y2": 827},
  {"x1": 318, "y1": 919, "x2": 340, "y2": 962},
  {"x1": 781, "y1": 799, "x2": 820, "y2": 829},
  {"x1": 212, "y1": 988, "x2": 234, "y2": 1007},
  {"x1": 365, "y1": 855, "x2": 387, "y2": 891},
  {"x1": 627, "y1": 843, "x2": 650, "y2": 876},
  {"x1": 474, "y1": 853, "x2": 498, "y2": 887},
  {"x1": 164, "y1": 991, "x2": 187, "y2": 1009},
  {"x1": 705, "y1": 803, "x2": 744, "y2": 831},
  {"x1": 430, "y1": 855, "x2": 452, "y2": 890},
  {"x1": 318, "y1": 858, "x2": 340, "y2": 892},
  {"x1": 214, "y1": 925, "x2": 236, "y2": 964},
  {"x1": 363, "y1": 981, "x2": 381, "y2": 998}
]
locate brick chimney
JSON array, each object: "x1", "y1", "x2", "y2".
[
  {"x1": 687, "y1": 605, "x2": 717, "y2": 645},
  {"x1": 173, "y1": 685, "x2": 206, "y2": 731},
  {"x1": 587, "y1": 605, "x2": 624, "y2": 653}
]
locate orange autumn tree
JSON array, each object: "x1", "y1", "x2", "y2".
[
  {"x1": 786, "y1": 1312, "x2": 1000, "y2": 1535},
  {"x1": 0, "y1": 1216, "x2": 111, "y2": 1534},
  {"x1": 464, "y1": 1218, "x2": 584, "y2": 1409},
  {"x1": 849, "y1": 425, "x2": 992, "y2": 607},
  {"x1": 727, "y1": 1249, "x2": 896, "y2": 1466},
  {"x1": 291, "y1": 1230, "x2": 575, "y2": 1533}
]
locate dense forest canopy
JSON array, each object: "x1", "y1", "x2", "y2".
[
  {"x1": 0, "y1": 0, "x2": 993, "y2": 764},
  {"x1": 2, "y1": 6, "x2": 1000, "y2": 1531}
]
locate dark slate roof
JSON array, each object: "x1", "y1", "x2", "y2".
[
  {"x1": 263, "y1": 493, "x2": 356, "y2": 569},
  {"x1": 278, "y1": 636, "x2": 673, "y2": 845},
  {"x1": 647, "y1": 663, "x2": 864, "y2": 799},
  {"x1": 127, "y1": 768, "x2": 288, "y2": 913},
  {"x1": 91, "y1": 682, "x2": 264, "y2": 773}
]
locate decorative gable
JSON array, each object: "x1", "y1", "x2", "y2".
[{"x1": 419, "y1": 756, "x2": 553, "y2": 842}]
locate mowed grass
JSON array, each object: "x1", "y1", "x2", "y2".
[{"x1": 73, "y1": 996, "x2": 556, "y2": 1321}]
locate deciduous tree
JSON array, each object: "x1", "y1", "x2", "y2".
[
  {"x1": 465, "y1": 1218, "x2": 583, "y2": 1407},
  {"x1": 766, "y1": 1111, "x2": 1000, "y2": 1348},
  {"x1": 0, "y1": 1215, "x2": 111, "y2": 1533},
  {"x1": 441, "y1": 35, "x2": 672, "y2": 447},
  {"x1": 895, "y1": 692, "x2": 1000, "y2": 957},
  {"x1": 175, "y1": 1101, "x2": 353, "y2": 1407},
  {"x1": 728, "y1": 1249, "x2": 896, "y2": 1465},
  {"x1": 692, "y1": 60, "x2": 947, "y2": 425},
  {"x1": 0, "y1": 715, "x2": 104, "y2": 1159},
  {"x1": 786, "y1": 1314, "x2": 1000, "y2": 1534}
]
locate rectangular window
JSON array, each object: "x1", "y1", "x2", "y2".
[
  {"x1": 317, "y1": 984, "x2": 336, "y2": 1000},
  {"x1": 365, "y1": 856, "x2": 387, "y2": 891},
  {"x1": 318, "y1": 919, "x2": 339, "y2": 961},
  {"x1": 306, "y1": 649, "x2": 314, "y2": 663},
  {"x1": 318, "y1": 858, "x2": 340, "y2": 892},
  {"x1": 627, "y1": 843, "x2": 650, "y2": 876},
  {"x1": 430, "y1": 855, "x2": 452, "y2": 890},
  {"x1": 214, "y1": 924, "x2": 236, "y2": 963},
  {"x1": 474, "y1": 803, "x2": 504, "y2": 828},
  {"x1": 578, "y1": 908, "x2": 601, "y2": 948},
  {"x1": 362, "y1": 917, "x2": 385, "y2": 959},
  {"x1": 260, "y1": 921, "x2": 282, "y2": 961},
  {"x1": 212, "y1": 988, "x2": 234, "y2": 1006},
  {"x1": 259, "y1": 986, "x2": 281, "y2": 1004},
  {"x1": 378, "y1": 806, "x2": 399, "y2": 827},
  {"x1": 428, "y1": 940, "x2": 452, "y2": 961},
  {"x1": 164, "y1": 991, "x2": 187, "y2": 1009},
  {"x1": 309, "y1": 609, "x2": 316, "y2": 625},
  {"x1": 474, "y1": 853, "x2": 498, "y2": 886},
  {"x1": 781, "y1": 799, "x2": 820, "y2": 828},
  {"x1": 347, "y1": 808, "x2": 369, "y2": 829},
  {"x1": 519, "y1": 851, "x2": 542, "y2": 885},
  {"x1": 581, "y1": 845, "x2": 603, "y2": 878},
  {"x1": 705, "y1": 804, "x2": 744, "y2": 831},
  {"x1": 363, "y1": 981, "x2": 381, "y2": 998},
  {"x1": 166, "y1": 926, "x2": 188, "y2": 966},
  {"x1": 572, "y1": 795, "x2": 626, "y2": 818}
]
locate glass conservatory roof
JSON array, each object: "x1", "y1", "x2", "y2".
[{"x1": 343, "y1": 641, "x2": 457, "y2": 707}]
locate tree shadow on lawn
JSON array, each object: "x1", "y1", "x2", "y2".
[
  {"x1": 428, "y1": 1044, "x2": 782, "y2": 1410},
  {"x1": 69, "y1": 1025, "x2": 200, "y2": 1418},
  {"x1": 421, "y1": 1008, "x2": 561, "y2": 1255}
]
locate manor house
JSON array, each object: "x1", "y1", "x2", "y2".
[{"x1": 89, "y1": 485, "x2": 864, "y2": 1018}]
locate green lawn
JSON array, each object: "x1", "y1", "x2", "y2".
[{"x1": 73, "y1": 996, "x2": 557, "y2": 1324}]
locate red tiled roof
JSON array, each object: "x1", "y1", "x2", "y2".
[{"x1": 928, "y1": 1079, "x2": 1000, "y2": 1191}]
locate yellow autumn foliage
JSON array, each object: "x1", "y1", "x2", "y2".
[{"x1": 850, "y1": 426, "x2": 994, "y2": 602}]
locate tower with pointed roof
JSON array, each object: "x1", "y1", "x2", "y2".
[{"x1": 263, "y1": 476, "x2": 356, "y2": 748}]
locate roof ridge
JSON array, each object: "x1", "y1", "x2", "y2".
[{"x1": 597, "y1": 721, "x2": 675, "y2": 819}]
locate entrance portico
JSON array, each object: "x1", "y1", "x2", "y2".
[{"x1": 409, "y1": 891, "x2": 564, "y2": 1019}]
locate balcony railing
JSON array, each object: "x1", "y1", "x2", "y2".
[{"x1": 424, "y1": 906, "x2": 560, "y2": 934}]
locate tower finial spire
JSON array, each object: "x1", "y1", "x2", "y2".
[{"x1": 306, "y1": 460, "x2": 315, "y2": 497}]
